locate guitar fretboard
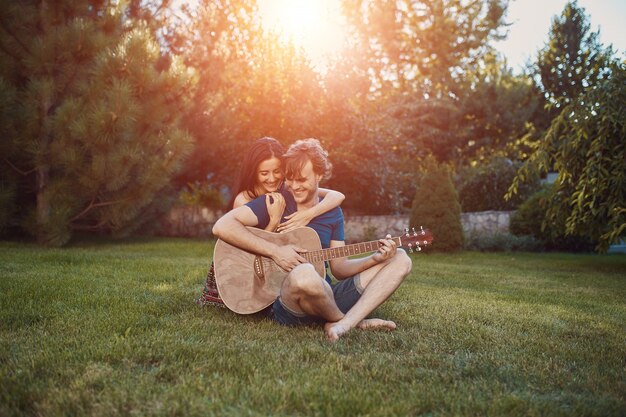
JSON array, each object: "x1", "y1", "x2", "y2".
[{"x1": 302, "y1": 237, "x2": 402, "y2": 263}]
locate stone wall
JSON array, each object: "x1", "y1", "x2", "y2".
[
  {"x1": 344, "y1": 215, "x2": 410, "y2": 242},
  {"x1": 344, "y1": 211, "x2": 513, "y2": 242},
  {"x1": 157, "y1": 206, "x2": 223, "y2": 237},
  {"x1": 460, "y1": 210, "x2": 514, "y2": 236},
  {"x1": 158, "y1": 206, "x2": 514, "y2": 241}
]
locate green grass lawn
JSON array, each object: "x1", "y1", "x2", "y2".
[{"x1": 1, "y1": 237, "x2": 625, "y2": 416}]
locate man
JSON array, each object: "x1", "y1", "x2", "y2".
[{"x1": 212, "y1": 139, "x2": 412, "y2": 341}]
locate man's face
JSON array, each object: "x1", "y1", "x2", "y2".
[{"x1": 286, "y1": 159, "x2": 321, "y2": 206}]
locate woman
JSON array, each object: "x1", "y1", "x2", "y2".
[{"x1": 197, "y1": 137, "x2": 345, "y2": 306}]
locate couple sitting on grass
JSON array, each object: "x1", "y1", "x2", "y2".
[{"x1": 199, "y1": 137, "x2": 412, "y2": 341}]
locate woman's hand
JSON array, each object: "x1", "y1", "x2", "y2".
[
  {"x1": 276, "y1": 209, "x2": 314, "y2": 233},
  {"x1": 265, "y1": 192, "x2": 286, "y2": 232}
]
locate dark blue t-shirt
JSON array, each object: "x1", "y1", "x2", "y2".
[
  {"x1": 245, "y1": 186, "x2": 345, "y2": 282},
  {"x1": 245, "y1": 185, "x2": 298, "y2": 229}
]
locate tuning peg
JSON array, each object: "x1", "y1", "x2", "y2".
[
  {"x1": 404, "y1": 227, "x2": 410, "y2": 236},
  {"x1": 420, "y1": 226, "x2": 425, "y2": 235},
  {"x1": 407, "y1": 243, "x2": 413, "y2": 253},
  {"x1": 411, "y1": 227, "x2": 417, "y2": 236},
  {"x1": 415, "y1": 244, "x2": 422, "y2": 252}
]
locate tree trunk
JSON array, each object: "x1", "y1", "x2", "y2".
[
  {"x1": 36, "y1": 0, "x2": 51, "y2": 244},
  {"x1": 36, "y1": 165, "x2": 50, "y2": 244}
]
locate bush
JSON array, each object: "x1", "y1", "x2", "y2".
[
  {"x1": 456, "y1": 157, "x2": 540, "y2": 212},
  {"x1": 179, "y1": 182, "x2": 224, "y2": 210},
  {"x1": 510, "y1": 187, "x2": 596, "y2": 252},
  {"x1": 410, "y1": 157, "x2": 464, "y2": 252},
  {"x1": 464, "y1": 232, "x2": 544, "y2": 252}
]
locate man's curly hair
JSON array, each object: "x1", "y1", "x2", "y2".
[{"x1": 283, "y1": 138, "x2": 332, "y2": 182}]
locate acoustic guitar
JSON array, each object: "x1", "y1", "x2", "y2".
[{"x1": 213, "y1": 226, "x2": 433, "y2": 314}]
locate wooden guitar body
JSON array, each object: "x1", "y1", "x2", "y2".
[
  {"x1": 213, "y1": 227, "x2": 326, "y2": 314},
  {"x1": 213, "y1": 225, "x2": 433, "y2": 314}
]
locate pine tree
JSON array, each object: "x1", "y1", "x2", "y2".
[
  {"x1": 410, "y1": 156, "x2": 464, "y2": 252},
  {"x1": 0, "y1": 1, "x2": 195, "y2": 245},
  {"x1": 536, "y1": 0, "x2": 613, "y2": 109}
]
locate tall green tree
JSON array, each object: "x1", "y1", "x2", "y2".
[
  {"x1": 0, "y1": 1, "x2": 195, "y2": 245},
  {"x1": 509, "y1": 62, "x2": 625, "y2": 252},
  {"x1": 456, "y1": 52, "x2": 545, "y2": 161},
  {"x1": 536, "y1": 0, "x2": 613, "y2": 110},
  {"x1": 311, "y1": 0, "x2": 515, "y2": 213},
  {"x1": 319, "y1": 49, "x2": 412, "y2": 214},
  {"x1": 336, "y1": 1, "x2": 535, "y2": 173}
]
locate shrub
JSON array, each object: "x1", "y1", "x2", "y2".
[
  {"x1": 179, "y1": 182, "x2": 224, "y2": 210},
  {"x1": 510, "y1": 187, "x2": 596, "y2": 252},
  {"x1": 464, "y1": 232, "x2": 544, "y2": 252},
  {"x1": 410, "y1": 156, "x2": 464, "y2": 252},
  {"x1": 456, "y1": 157, "x2": 540, "y2": 212}
]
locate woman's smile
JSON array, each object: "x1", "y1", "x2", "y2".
[{"x1": 256, "y1": 156, "x2": 283, "y2": 193}]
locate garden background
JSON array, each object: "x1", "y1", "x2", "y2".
[
  {"x1": 1, "y1": 1, "x2": 625, "y2": 415},
  {"x1": 1, "y1": 0, "x2": 624, "y2": 251}
]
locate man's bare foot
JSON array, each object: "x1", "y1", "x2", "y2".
[
  {"x1": 324, "y1": 322, "x2": 350, "y2": 342},
  {"x1": 357, "y1": 318, "x2": 396, "y2": 331},
  {"x1": 324, "y1": 319, "x2": 396, "y2": 341}
]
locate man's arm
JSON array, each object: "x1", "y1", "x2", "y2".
[
  {"x1": 328, "y1": 237, "x2": 398, "y2": 280},
  {"x1": 276, "y1": 188, "x2": 345, "y2": 233},
  {"x1": 212, "y1": 206, "x2": 307, "y2": 271}
]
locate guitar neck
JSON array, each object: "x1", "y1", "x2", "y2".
[{"x1": 302, "y1": 237, "x2": 402, "y2": 263}]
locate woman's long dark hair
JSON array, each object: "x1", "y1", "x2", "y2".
[{"x1": 228, "y1": 137, "x2": 285, "y2": 209}]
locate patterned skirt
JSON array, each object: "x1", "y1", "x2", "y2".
[{"x1": 195, "y1": 261, "x2": 225, "y2": 307}]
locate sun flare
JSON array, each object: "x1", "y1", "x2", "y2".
[{"x1": 258, "y1": 0, "x2": 348, "y2": 66}]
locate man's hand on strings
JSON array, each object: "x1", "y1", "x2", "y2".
[{"x1": 372, "y1": 234, "x2": 397, "y2": 263}]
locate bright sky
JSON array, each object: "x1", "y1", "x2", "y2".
[
  {"x1": 257, "y1": 0, "x2": 625, "y2": 72},
  {"x1": 257, "y1": 0, "x2": 347, "y2": 67},
  {"x1": 495, "y1": 0, "x2": 626, "y2": 70}
]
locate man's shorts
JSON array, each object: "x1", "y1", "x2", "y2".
[{"x1": 270, "y1": 274, "x2": 363, "y2": 326}]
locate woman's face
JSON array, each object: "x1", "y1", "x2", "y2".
[{"x1": 256, "y1": 157, "x2": 283, "y2": 193}]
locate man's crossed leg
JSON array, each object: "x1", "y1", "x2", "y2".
[{"x1": 275, "y1": 248, "x2": 412, "y2": 341}]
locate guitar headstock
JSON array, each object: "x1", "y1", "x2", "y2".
[{"x1": 399, "y1": 226, "x2": 433, "y2": 253}]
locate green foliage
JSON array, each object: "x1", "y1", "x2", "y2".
[
  {"x1": 179, "y1": 182, "x2": 224, "y2": 210},
  {"x1": 169, "y1": 2, "x2": 326, "y2": 189},
  {"x1": 510, "y1": 187, "x2": 596, "y2": 252},
  {"x1": 324, "y1": 92, "x2": 414, "y2": 214},
  {"x1": 455, "y1": 52, "x2": 547, "y2": 161},
  {"x1": 167, "y1": 1, "x2": 525, "y2": 214},
  {"x1": 410, "y1": 156, "x2": 464, "y2": 252},
  {"x1": 5, "y1": 0, "x2": 619, "y2": 230},
  {"x1": 536, "y1": 1, "x2": 614, "y2": 109},
  {"x1": 464, "y1": 232, "x2": 544, "y2": 252},
  {"x1": 509, "y1": 188, "x2": 548, "y2": 238},
  {"x1": 343, "y1": 0, "x2": 507, "y2": 96},
  {"x1": 510, "y1": 60, "x2": 625, "y2": 252},
  {"x1": 455, "y1": 157, "x2": 540, "y2": 212},
  {"x1": 509, "y1": 1, "x2": 624, "y2": 253},
  {"x1": 0, "y1": 1, "x2": 195, "y2": 245},
  {"x1": 338, "y1": 2, "x2": 536, "y2": 167}
]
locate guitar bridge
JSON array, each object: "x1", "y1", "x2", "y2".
[{"x1": 253, "y1": 256, "x2": 265, "y2": 279}]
